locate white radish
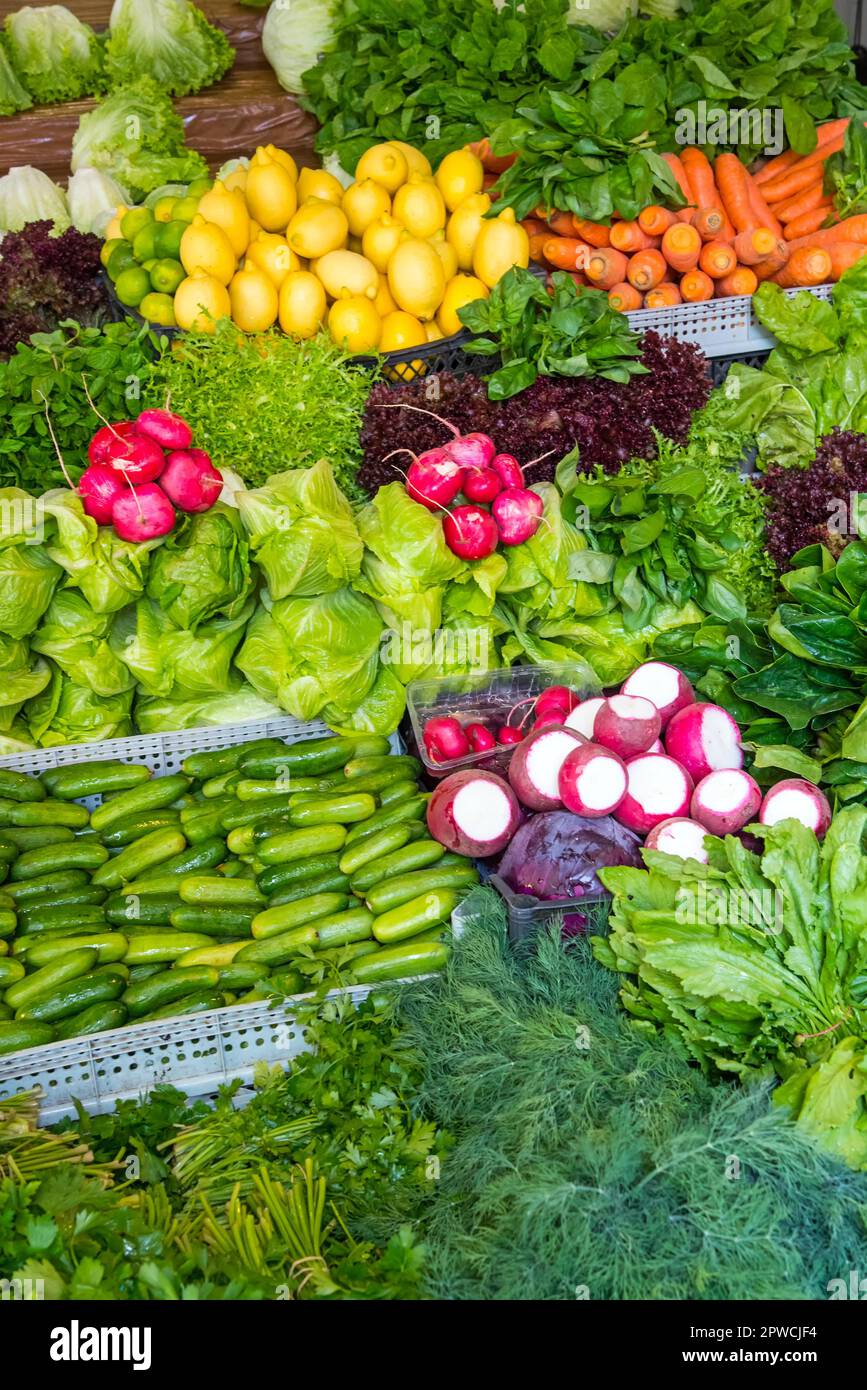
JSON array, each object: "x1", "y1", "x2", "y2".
[
  {"x1": 691, "y1": 769, "x2": 762, "y2": 837},
  {"x1": 558, "y1": 743, "x2": 628, "y2": 819},
  {"x1": 758, "y1": 779, "x2": 831, "y2": 838},
  {"x1": 644, "y1": 817, "x2": 710, "y2": 864},
  {"x1": 426, "y1": 769, "x2": 521, "y2": 857},
  {"x1": 594, "y1": 694, "x2": 661, "y2": 760},
  {"x1": 614, "y1": 753, "x2": 693, "y2": 834},
  {"x1": 508, "y1": 725, "x2": 585, "y2": 811},
  {"x1": 565, "y1": 696, "x2": 605, "y2": 740},
  {"x1": 664, "y1": 702, "x2": 742, "y2": 782},
  {"x1": 621, "y1": 661, "x2": 695, "y2": 728}
]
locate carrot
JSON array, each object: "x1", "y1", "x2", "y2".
[
  {"x1": 689, "y1": 207, "x2": 723, "y2": 241},
  {"x1": 528, "y1": 233, "x2": 549, "y2": 262},
  {"x1": 465, "y1": 138, "x2": 516, "y2": 174},
  {"x1": 661, "y1": 152, "x2": 695, "y2": 209},
  {"x1": 699, "y1": 239, "x2": 738, "y2": 279},
  {"x1": 638, "y1": 205, "x2": 678, "y2": 237},
  {"x1": 680, "y1": 268, "x2": 714, "y2": 302},
  {"x1": 745, "y1": 171, "x2": 783, "y2": 238},
  {"x1": 771, "y1": 245, "x2": 832, "y2": 287},
  {"x1": 784, "y1": 203, "x2": 834, "y2": 240},
  {"x1": 778, "y1": 181, "x2": 826, "y2": 223},
  {"x1": 521, "y1": 217, "x2": 548, "y2": 237},
  {"x1": 715, "y1": 266, "x2": 759, "y2": 296},
  {"x1": 682, "y1": 148, "x2": 735, "y2": 237},
  {"x1": 715, "y1": 153, "x2": 756, "y2": 233},
  {"x1": 542, "y1": 237, "x2": 591, "y2": 271},
  {"x1": 815, "y1": 117, "x2": 851, "y2": 145},
  {"x1": 733, "y1": 227, "x2": 778, "y2": 264},
  {"x1": 585, "y1": 246, "x2": 629, "y2": 290},
  {"x1": 784, "y1": 215, "x2": 867, "y2": 251},
  {"x1": 762, "y1": 135, "x2": 847, "y2": 201},
  {"x1": 828, "y1": 240, "x2": 867, "y2": 280},
  {"x1": 609, "y1": 220, "x2": 659, "y2": 253},
  {"x1": 608, "y1": 282, "x2": 643, "y2": 312},
  {"x1": 547, "y1": 210, "x2": 579, "y2": 237},
  {"x1": 573, "y1": 218, "x2": 611, "y2": 248},
  {"x1": 626, "y1": 248, "x2": 667, "y2": 291},
  {"x1": 751, "y1": 241, "x2": 790, "y2": 281},
  {"x1": 753, "y1": 149, "x2": 800, "y2": 186},
  {"x1": 661, "y1": 221, "x2": 702, "y2": 272},
  {"x1": 644, "y1": 283, "x2": 682, "y2": 307}
]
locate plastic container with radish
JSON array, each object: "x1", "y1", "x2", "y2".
[{"x1": 406, "y1": 663, "x2": 601, "y2": 780}]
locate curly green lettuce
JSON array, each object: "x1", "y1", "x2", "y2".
[
  {"x1": 5, "y1": 5, "x2": 105, "y2": 105},
  {"x1": 105, "y1": 0, "x2": 234, "y2": 98}
]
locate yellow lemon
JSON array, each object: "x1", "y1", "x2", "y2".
[
  {"x1": 314, "y1": 249, "x2": 379, "y2": 300},
  {"x1": 222, "y1": 166, "x2": 248, "y2": 194},
  {"x1": 328, "y1": 294, "x2": 382, "y2": 353},
  {"x1": 354, "y1": 142, "x2": 408, "y2": 194},
  {"x1": 105, "y1": 206, "x2": 128, "y2": 242},
  {"x1": 229, "y1": 265, "x2": 279, "y2": 332},
  {"x1": 428, "y1": 230, "x2": 459, "y2": 281},
  {"x1": 278, "y1": 270, "x2": 327, "y2": 338},
  {"x1": 264, "y1": 145, "x2": 298, "y2": 182},
  {"x1": 245, "y1": 232, "x2": 300, "y2": 288},
  {"x1": 446, "y1": 192, "x2": 491, "y2": 271},
  {"x1": 425, "y1": 321, "x2": 444, "y2": 342},
  {"x1": 389, "y1": 140, "x2": 432, "y2": 179},
  {"x1": 437, "y1": 273, "x2": 489, "y2": 336},
  {"x1": 297, "y1": 167, "x2": 344, "y2": 205},
  {"x1": 387, "y1": 237, "x2": 445, "y2": 322},
  {"x1": 373, "y1": 274, "x2": 398, "y2": 317},
  {"x1": 342, "y1": 178, "x2": 391, "y2": 238},
  {"x1": 174, "y1": 270, "x2": 231, "y2": 333},
  {"x1": 362, "y1": 213, "x2": 405, "y2": 272},
  {"x1": 287, "y1": 198, "x2": 349, "y2": 258},
  {"x1": 180, "y1": 215, "x2": 237, "y2": 285},
  {"x1": 472, "y1": 206, "x2": 530, "y2": 288},
  {"x1": 196, "y1": 181, "x2": 250, "y2": 258},
  {"x1": 245, "y1": 148, "x2": 298, "y2": 232},
  {"x1": 435, "y1": 148, "x2": 485, "y2": 212},
  {"x1": 379, "y1": 310, "x2": 426, "y2": 353},
  {"x1": 247, "y1": 218, "x2": 262, "y2": 243},
  {"x1": 392, "y1": 174, "x2": 446, "y2": 239}
]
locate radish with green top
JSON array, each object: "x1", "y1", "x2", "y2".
[
  {"x1": 691, "y1": 769, "x2": 762, "y2": 836},
  {"x1": 759, "y1": 779, "x2": 831, "y2": 837},
  {"x1": 161, "y1": 449, "x2": 223, "y2": 513},
  {"x1": 111, "y1": 483, "x2": 175, "y2": 542},
  {"x1": 664, "y1": 702, "x2": 742, "y2": 782},
  {"x1": 614, "y1": 753, "x2": 693, "y2": 834},
  {"x1": 136, "y1": 408, "x2": 193, "y2": 451}
]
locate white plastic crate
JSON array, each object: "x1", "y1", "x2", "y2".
[{"x1": 626, "y1": 282, "x2": 834, "y2": 358}]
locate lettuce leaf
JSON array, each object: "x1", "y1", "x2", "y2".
[
  {"x1": 5, "y1": 5, "x2": 105, "y2": 105},
  {"x1": 0, "y1": 634, "x2": 50, "y2": 732},
  {"x1": 109, "y1": 597, "x2": 254, "y2": 698},
  {"x1": 30, "y1": 591, "x2": 134, "y2": 698},
  {"x1": 146, "y1": 504, "x2": 253, "y2": 631},
  {"x1": 106, "y1": 0, "x2": 234, "y2": 98},
  {"x1": 237, "y1": 459, "x2": 363, "y2": 600},
  {"x1": 0, "y1": 35, "x2": 31, "y2": 116},
  {"x1": 133, "y1": 683, "x2": 282, "y2": 735},
  {"x1": 71, "y1": 78, "x2": 208, "y2": 200},
  {"x1": 41, "y1": 490, "x2": 157, "y2": 614},
  {"x1": 26, "y1": 665, "x2": 134, "y2": 747},
  {"x1": 0, "y1": 490, "x2": 62, "y2": 637}
]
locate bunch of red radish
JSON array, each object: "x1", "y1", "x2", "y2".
[
  {"x1": 381, "y1": 403, "x2": 547, "y2": 559},
  {"x1": 424, "y1": 660, "x2": 832, "y2": 862},
  {"x1": 422, "y1": 682, "x2": 577, "y2": 763},
  {"x1": 78, "y1": 408, "x2": 223, "y2": 543}
]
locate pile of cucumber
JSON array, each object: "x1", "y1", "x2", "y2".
[{"x1": 0, "y1": 734, "x2": 478, "y2": 1059}]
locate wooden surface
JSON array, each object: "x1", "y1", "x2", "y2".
[{"x1": 0, "y1": 0, "x2": 320, "y2": 179}]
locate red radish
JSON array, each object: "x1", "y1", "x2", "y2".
[
  {"x1": 508, "y1": 724, "x2": 585, "y2": 811},
  {"x1": 423, "y1": 716, "x2": 471, "y2": 762},
  {"x1": 691, "y1": 768, "x2": 762, "y2": 836},
  {"x1": 160, "y1": 449, "x2": 224, "y2": 513},
  {"x1": 565, "y1": 696, "x2": 605, "y2": 740},
  {"x1": 536, "y1": 686, "x2": 579, "y2": 716},
  {"x1": 405, "y1": 447, "x2": 465, "y2": 510},
  {"x1": 534, "y1": 707, "x2": 571, "y2": 729},
  {"x1": 594, "y1": 695, "x2": 661, "y2": 760},
  {"x1": 492, "y1": 487, "x2": 544, "y2": 546},
  {"x1": 88, "y1": 420, "x2": 136, "y2": 467},
  {"x1": 614, "y1": 753, "x2": 693, "y2": 834},
  {"x1": 621, "y1": 661, "x2": 695, "y2": 729},
  {"x1": 497, "y1": 725, "x2": 524, "y2": 746},
  {"x1": 642, "y1": 739, "x2": 664, "y2": 756},
  {"x1": 443, "y1": 505, "x2": 499, "y2": 560},
  {"x1": 135, "y1": 408, "x2": 193, "y2": 451},
  {"x1": 490, "y1": 453, "x2": 524, "y2": 490},
  {"x1": 426, "y1": 768, "x2": 521, "y2": 857},
  {"x1": 446, "y1": 432, "x2": 496, "y2": 471},
  {"x1": 758, "y1": 779, "x2": 831, "y2": 837},
  {"x1": 79, "y1": 463, "x2": 127, "y2": 525},
  {"x1": 466, "y1": 722, "x2": 496, "y2": 753},
  {"x1": 665, "y1": 702, "x2": 743, "y2": 782},
  {"x1": 644, "y1": 817, "x2": 710, "y2": 864},
  {"x1": 111, "y1": 483, "x2": 175, "y2": 542},
  {"x1": 558, "y1": 742, "x2": 628, "y2": 819},
  {"x1": 463, "y1": 468, "x2": 502, "y2": 503},
  {"x1": 105, "y1": 434, "x2": 165, "y2": 484}
]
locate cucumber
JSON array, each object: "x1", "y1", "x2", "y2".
[
  {"x1": 372, "y1": 889, "x2": 461, "y2": 944},
  {"x1": 221, "y1": 797, "x2": 292, "y2": 832},
  {"x1": 215, "y1": 963, "x2": 269, "y2": 991},
  {"x1": 251, "y1": 892, "x2": 350, "y2": 940},
  {"x1": 17, "y1": 905, "x2": 108, "y2": 935},
  {"x1": 0, "y1": 826, "x2": 74, "y2": 851},
  {"x1": 118, "y1": 874, "x2": 190, "y2": 898},
  {"x1": 344, "y1": 754, "x2": 421, "y2": 780},
  {"x1": 22, "y1": 934, "x2": 129, "y2": 968},
  {"x1": 226, "y1": 825, "x2": 260, "y2": 856},
  {"x1": 94, "y1": 962, "x2": 130, "y2": 982},
  {"x1": 122, "y1": 932, "x2": 214, "y2": 964},
  {"x1": 257, "y1": 824, "x2": 347, "y2": 867},
  {"x1": 236, "y1": 926, "x2": 319, "y2": 966},
  {"x1": 322, "y1": 767, "x2": 408, "y2": 797},
  {"x1": 343, "y1": 797, "x2": 427, "y2": 848},
  {"x1": 0, "y1": 909, "x2": 15, "y2": 940},
  {"x1": 0, "y1": 836, "x2": 18, "y2": 861},
  {"x1": 134, "y1": 837, "x2": 226, "y2": 882},
  {"x1": 90, "y1": 774, "x2": 191, "y2": 834},
  {"x1": 352, "y1": 939, "x2": 449, "y2": 983},
  {"x1": 339, "y1": 824, "x2": 412, "y2": 876},
  {"x1": 16, "y1": 972, "x2": 125, "y2": 1022},
  {"x1": 174, "y1": 942, "x2": 245, "y2": 969},
  {"x1": 41, "y1": 761, "x2": 151, "y2": 801},
  {"x1": 10, "y1": 841, "x2": 109, "y2": 881},
  {"x1": 180, "y1": 799, "x2": 233, "y2": 843},
  {"x1": 54, "y1": 1002, "x2": 128, "y2": 1040},
  {"x1": 168, "y1": 904, "x2": 255, "y2": 938},
  {"x1": 0, "y1": 768, "x2": 44, "y2": 802},
  {"x1": 200, "y1": 770, "x2": 242, "y2": 799},
  {"x1": 239, "y1": 734, "x2": 356, "y2": 779},
  {"x1": 101, "y1": 810, "x2": 181, "y2": 849},
  {"x1": 0, "y1": 1020, "x2": 55, "y2": 1054},
  {"x1": 127, "y1": 963, "x2": 167, "y2": 984},
  {"x1": 350, "y1": 839, "x2": 445, "y2": 893},
  {"x1": 256, "y1": 854, "x2": 341, "y2": 897},
  {"x1": 136, "y1": 988, "x2": 226, "y2": 1022},
  {"x1": 105, "y1": 893, "x2": 182, "y2": 928},
  {"x1": 3, "y1": 870, "x2": 88, "y2": 905},
  {"x1": 182, "y1": 737, "x2": 286, "y2": 781},
  {"x1": 318, "y1": 939, "x2": 380, "y2": 966},
  {"x1": 92, "y1": 828, "x2": 187, "y2": 890},
  {"x1": 0, "y1": 799, "x2": 90, "y2": 828},
  {"x1": 236, "y1": 777, "x2": 320, "y2": 801},
  {"x1": 314, "y1": 907, "x2": 375, "y2": 950},
  {"x1": 378, "y1": 780, "x2": 419, "y2": 809},
  {"x1": 0, "y1": 1002, "x2": 11, "y2": 1020},
  {"x1": 13, "y1": 887, "x2": 107, "y2": 917},
  {"x1": 178, "y1": 876, "x2": 265, "y2": 908},
  {"x1": 0, "y1": 958, "x2": 25, "y2": 986},
  {"x1": 365, "y1": 865, "x2": 478, "y2": 915},
  {"x1": 123, "y1": 966, "x2": 220, "y2": 1018},
  {"x1": 269, "y1": 870, "x2": 351, "y2": 907},
  {"x1": 7, "y1": 948, "x2": 99, "y2": 1009},
  {"x1": 287, "y1": 792, "x2": 376, "y2": 828}
]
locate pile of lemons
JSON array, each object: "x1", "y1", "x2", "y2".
[{"x1": 101, "y1": 140, "x2": 531, "y2": 358}]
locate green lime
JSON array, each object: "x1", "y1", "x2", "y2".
[
  {"x1": 142, "y1": 258, "x2": 158, "y2": 272},
  {"x1": 101, "y1": 237, "x2": 125, "y2": 270},
  {"x1": 153, "y1": 196, "x2": 178, "y2": 223},
  {"x1": 139, "y1": 292, "x2": 177, "y2": 327},
  {"x1": 120, "y1": 206, "x2": 154, "y2": 242},
  {"x1": 172, "y1": 195, "x2": 200, "y2": 223},
  {"x1": 187, "y1": 178, "x2": 213, "y2": 199},
  {"x1": 150, "y1": 258, "x2": 186, "y2": 294},
  {"x1": 114, "y1": 266, "x2": 152, "y2": 308},
  {"x1": 155, "y1": 219, "x2": 187, "y2": 259},
  {"x1": 132, "y1": 223, "x2": 160, "y2": 263},
  {"x1": 107, "y1": 242, "x2": 138, "y2": 281}
]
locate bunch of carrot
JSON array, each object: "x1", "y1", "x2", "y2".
[{"x1": 521, "y1": 120, "x2": 867, "y2": 312}]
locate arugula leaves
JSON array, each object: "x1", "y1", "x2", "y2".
[{"x1": 824, "y1": 116, "x2": 867, "y2": 220}]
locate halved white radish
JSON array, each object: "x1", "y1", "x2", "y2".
[
  {"x1": 691, "y1": 768, "x2": 762, "y2": 837},
  {"x1": 565, "y1": 696, "x2": 605, "y2": 740},
  {"x1": 644, "y1": 817, "x2": 710, "y2": 863},
  {"x1": 594, "y1": 695, "x2": 661, "y2": 760},
  {"x1": 621, "y1": 661, "x2": 695, "y2": 729},
  {"x1": 758, "y1": 779, "x2": 831, "y2": 838},
  {"x1": 508, "y1": 725, "x2": 585, "y2": 811},
  {"x1": 614, "y1": 753, "x2": 693, "y2": 834},
  {"x1": 664, "y1": 702, "x2": 742, "y2": 782},
  {"x1": 558, "y1": 742, "x2": 628, "y2": 819},
  {"x1": 426, "y1": 769, "x2": 521, "y2": 857}
]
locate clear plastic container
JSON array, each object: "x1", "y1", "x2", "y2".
[{"x1": 406, "y1": 663, "x2": 601, "y2": 780}]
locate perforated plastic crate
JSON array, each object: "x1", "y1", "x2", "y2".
[{"x1": 625, "y1": 282, "x2": 833, "y2": 358}]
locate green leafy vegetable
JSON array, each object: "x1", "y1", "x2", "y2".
[
  {"x1": 111, "y1": 597, "x2": 255, "y2": 700},
  {"x1": 0, "y1": 634, "x2": 50, "y2": 732},
  {"x1": 4, "y1": 5, "x2": 105, "y2": 106},
  {"x1": 71, "y1": 78, "x2": 208, "y2": 201},
  {"x1": 146, "y1": 505, "x2": 253, "y2": 632},
  {"x1": 824, "y1": 117, "x2": 867, "y2": 220},
  {"x1": 0, "y1": 35, "x2": 30, "y2": 115},
  {"x1": 105, "y1": 0, "x2": 234, "y2": 98},
  {"x1": 0, "y1": 167, "x2": 69, "y2": 235},
  {"x1": 237, "y1": 460, "x2": 363, "y2": 600},
  {"x1": 41, "y1": 491, "x2": 160, "y2": 615},
  {"x1": 262, "y1": 0, "x2": 339, "y2": 96},
  {"x1": 26, "y1": 666, "x2": 134, "y2": 747},
  {"x1": 30, "y1": 590, "x2": 134, "y2": 697}
]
